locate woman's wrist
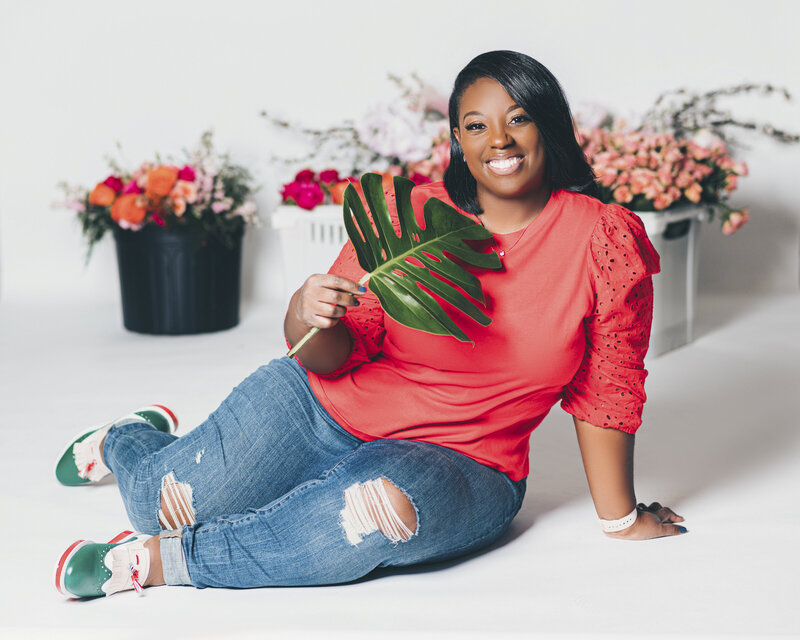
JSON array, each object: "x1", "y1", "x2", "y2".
[{"x1": 598, "y1": 505, "x2": 639, "y2": 533}]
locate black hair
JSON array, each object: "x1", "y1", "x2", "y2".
[{"x1": 443, "y1": 50, "x2": 597, "y2": 214}]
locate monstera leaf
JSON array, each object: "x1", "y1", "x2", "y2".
[{"x1": 287, "y1": 173, "x2": 502, "y2": 356}]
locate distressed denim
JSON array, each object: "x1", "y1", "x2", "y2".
[{"x1": 103, "y1": 357, "x2": 526, "y2": 588}]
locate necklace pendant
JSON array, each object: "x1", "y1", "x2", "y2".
[{"x1": 498, "y1": 250, "x2": 505, "y2": 258}]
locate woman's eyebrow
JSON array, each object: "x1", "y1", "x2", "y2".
[{"x1": 462, "y1": 104, "x2": 524, "y2": 121}]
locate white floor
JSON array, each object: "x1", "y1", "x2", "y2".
[{"x1": 1, "y1": 292, "x2": 798, "y2": 639}]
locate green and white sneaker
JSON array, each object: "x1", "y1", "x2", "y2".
[
  {"x1": 55, "y1": 405, "x2": 178, "y2": 486},
  {"x1": 54, "y1": 530, "x2": 152, "y2": 598}
]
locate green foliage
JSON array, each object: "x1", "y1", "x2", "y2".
[{"x1": 344, "y1": 173, "x2": 502, "y2": 343}]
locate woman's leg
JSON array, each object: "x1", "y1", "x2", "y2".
[
  {"x1": 102, "y1": 357, "x2": 363, "y2": 534},
  {"x1": 157, "y1": 438, "x2": 527, "y2": 588}
]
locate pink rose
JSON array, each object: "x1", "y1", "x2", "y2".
[
  {"x1": 294, "y1": 169, "x2": 316, "y2": 183},
  {"x1": 103, "y1": 175, "x2": 124, "y2": 193},
  {"x1": 294, "y1": 182, "x2": 325, "y2": 210},
  {"x1": 211, "y1": 201, "x2": 231, "y2": 214},
  {"x1": 653, "y1": 194, "x2": 672, "y2": 210},
  {"x1": 733, "y1": 162, "x2": 748, "y2": 177},
  {"x1": 599, "y1": 167, "x2": 618, "y2": 187},
  {"x1": 612, "y1": 185, "x2": 633, "y2": 203},
  {"x1": 172, "y1": 197, "x2": 187, "y2": 217},
  {"x1": 122, "y1": 180, "x2": 143, "y2": 195},
  {"x1": 675, "y1": 171, "x2": 693, "y2": 189},
  {"x1": 722, "y1": 209, "x2": 750, "y2": 235},
  {"x1": 685, "y1": 182, "x2": 703, "y2": 203},
  {"x1": 178, "y1": 165, "x2": 196, "y2": 182},
  {"x1": 724, "y1": 175, "x2": 738, "y2": 192},
  {"x1": 319, "y1": 169, "x2": 340, "y2": 184}
]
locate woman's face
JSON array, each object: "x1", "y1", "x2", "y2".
[{"x1": 453, "y1": 77, "x2": 548, "y2": 207}]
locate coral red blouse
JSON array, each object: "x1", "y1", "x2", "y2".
[{"x1": 301, "y1": 182, "x2": 661, "y2": 481}]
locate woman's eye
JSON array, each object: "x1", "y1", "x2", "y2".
[
  {"x1": 465, "y1": 122, "x2": 485, "y2": 131},
  {"x1": 510, "y1": 115, "x2": 530, "y2": 124}
]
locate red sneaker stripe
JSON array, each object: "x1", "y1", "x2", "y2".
[
  {"x1": 55, "y1": 540, "x2": 85, "y2": 595},
  {"x1": 152, "y1": 405, "x2": 178, "y2": 431},
  {"x1": 107, "y1": 530, "x2": 134, "y2": 544}
]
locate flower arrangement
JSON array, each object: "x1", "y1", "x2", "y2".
[
  {"x1": 266, "y1": 74, "x2": 450, "y2": 210},
  {"x1": 57, "y1": 131, "x2": 258, "y2": 260},
  {"x1": 280, "y1": 169, "x2": 359, "y2": 210},
  {"x1": 577, "y1": 126, "x2": 750, "y2": 234},
  {"x1": 577, "y1": 83, "x2": 798, "y2": 235}
]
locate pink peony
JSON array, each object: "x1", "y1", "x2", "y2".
[
  {"x1": 103, "y1": 175, "x2": 124, "y2": 193},
  {"x1": 294, "y1": 182, "x2": 325, "y2": 210},
  {"x1": 178, "y1": 165, "x2": 196, "y2": 182},
  {"x1": 122, "y1": 180, "x2": 142, "y2": 195},
  {"x1": 294, "y1": 169, "x2": 316, "y2": 183},
  {"x1": 722, "y1": 209, "x2": 750, "y2": 235},
  {"x1": 319, "y1": 169, "x2": 340, "y2": 184},
  {"x1": 281, "y1": 181, "x2": 301, "y2": 203}
]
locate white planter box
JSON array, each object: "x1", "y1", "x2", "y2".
[{"x1": 270, "y1": 203, "x2": 707, "y2": 358}]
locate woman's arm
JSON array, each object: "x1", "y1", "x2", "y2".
[
  {"x1": 572, "y1": 416, "x2": 687, "y2": 539},
  {"x1": 284, "y1": 274, "x2": 363, "y2": 374}
]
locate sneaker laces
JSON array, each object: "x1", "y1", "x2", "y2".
[
  {"x1": 73, "y1": 426, "x2": 112, "y2": 482},
  {"x1": 102, "y1": 536, "x2": 151, "y2": 596}
]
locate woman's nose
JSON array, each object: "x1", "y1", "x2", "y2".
[{"x1": 489, "y1": 125, "x2": 513, "y2": 148}]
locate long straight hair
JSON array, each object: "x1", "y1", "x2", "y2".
[{"x1": 444, "y1": 50, "x2": 596, "y2": 214}]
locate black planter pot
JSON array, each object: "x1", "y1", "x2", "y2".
[{"x1": 112, "y1": 225, "x2": 243, "y2": 335}]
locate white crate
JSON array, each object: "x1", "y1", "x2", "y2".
[
  {"x1": 270, "y1": 205, "x2": 349, "y2": 302},
  {"x1": 270, "y1": 203, "x2": 708, "y2": 357}
]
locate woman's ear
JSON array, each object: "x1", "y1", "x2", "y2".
[{"x1": 452, "y1": 127, "x2": 461, "y2": 146}]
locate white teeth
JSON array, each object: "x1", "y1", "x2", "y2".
[{"x1": 488, "y1": 156, "x2": 521, "y2": 169}]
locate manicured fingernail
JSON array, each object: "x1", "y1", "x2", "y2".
[
  {"x1": 358, "y1": 286, "x2": 367, "y2": 293},
  {"x1": 678, "y1": 526, "x2": 688, "y2": 533}
]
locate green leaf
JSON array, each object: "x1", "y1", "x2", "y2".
[{"x1": 343, "y1": 173, "x2": 502, "y2": 344}]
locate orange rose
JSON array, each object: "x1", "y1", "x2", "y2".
[
  {"x1": 145, "y1": 166, "x2": 179, "y2": 200},
  {"x1": 329, "y1": 180, "x2": 351, "y2": 205},
  {"x1": 89, "y1": 183, "x2": 116, "y2": 207},
  {"x1": 111, "y1": 193, "x2": 147, "y2": 225}
]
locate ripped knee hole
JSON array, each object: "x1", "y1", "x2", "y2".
[
  {"x1": 158, "y1": 472, "x2": 196, "y2": 529},
  {"x1": 340, "y1": 477, "x2": 417, "y2": 545}
]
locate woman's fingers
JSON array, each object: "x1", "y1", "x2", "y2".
[
  {"x1": 296, "y1": 274, "x2": 366, "y2": 328},
  {"x1": 606, "y1": 506, "x2": 688, "y2": 540}
]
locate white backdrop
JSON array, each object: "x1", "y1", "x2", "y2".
[{"x1": 1, "y1": 0, "x2": 798, "y2": 306}]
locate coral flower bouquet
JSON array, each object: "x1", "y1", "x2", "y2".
[
  {"x1": 578, "y1": 126, "x2": 750, "y2": 235},
  {"x1": 57, "y1": 131, "x2": 258, "y2": 260}
]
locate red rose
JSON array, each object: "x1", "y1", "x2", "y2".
[
  {"x1": 178, "y1": 165, "x2": 196, "y2": 182},
  {"x1": 294, "y1": 169, "x2": 316, "y2": 183},
  {"x1": 103, "y1": 175, "x2": 124, "y2": 193},
  {"x1": 319, "y1": 169, "x2": 340, "y2": 184},
  {"x1": 409, "y1": 172, "x2": 432, "y2": 186},
  {"x1": 295, "y1": 182, "x2": 325, "y2": 210}
]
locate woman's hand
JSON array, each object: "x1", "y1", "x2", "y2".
[
  {"x1": 293, "y1": 274, "x2": 365, "y2": 330},
  {"x1": 605, "y1": 502, "x2": 688, "y2": 540}
]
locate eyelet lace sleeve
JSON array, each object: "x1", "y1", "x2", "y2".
[{"x1": 560, "y1": 204, "x2": 662, "y2": 433}]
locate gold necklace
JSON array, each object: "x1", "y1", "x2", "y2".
[{"x1": 474, "y1": 215, "x2": 529, "y2": 258}]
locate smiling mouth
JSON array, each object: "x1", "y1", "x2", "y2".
[{"x1": 486, "y1": 155, "x2": 523, "y2": 175}]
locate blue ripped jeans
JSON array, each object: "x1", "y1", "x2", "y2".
[{"x1": 103, "y1": 357, "x2": 526, "y2": 588}]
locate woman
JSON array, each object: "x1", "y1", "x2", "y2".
[{"x1": 54, "y1": 50, "x2": 687, "y2": 599}]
